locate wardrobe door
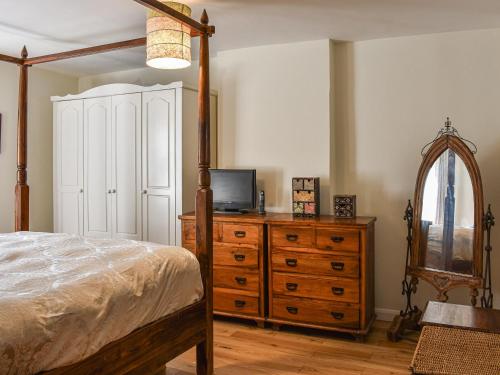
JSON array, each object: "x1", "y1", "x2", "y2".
[
  {"x1": 142, "y1": 90, "x2": 177, "y2": 245},
  {"x1": 54, "y1": 100, "x2": 84, "y2": 235},
  {"x1": 84, "y1": 97, "x2": 112, "y2": 238},
  {"x1": 111, "y1": 93, "x2": 142, "y2": 240}
]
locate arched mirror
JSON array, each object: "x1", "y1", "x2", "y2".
[{"x1": 388, "y1": 118, "x2": 495, "y2": 341}]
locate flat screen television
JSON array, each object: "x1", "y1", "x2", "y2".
[{"x1": 210, "y1": 169, "x2": 256, "y2": 213}]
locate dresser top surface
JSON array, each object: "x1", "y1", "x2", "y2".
[{"x1": 179, "y1": 212, "x2": 376, "y2": 226}]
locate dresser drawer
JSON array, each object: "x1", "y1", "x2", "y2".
[
  {"x1": 316, "y1": 228, "x2": 360, "y2": 253},
  {"x1": 273, "y1": 273, "x2": 359, "y2": 303},
  {"x1": 214, "y1": 267, "x2": 260, "y2": 292},
  {"x1": 271, "y1": 226, "x2": 314, "y2": 248},
  {"x1": 272, "y1": 296, "x2": 359, "y2": 328},
  {"x1": 214, "y1": 289, "x2": 259, "y2": 316},
  {"x1": 214, "y1": 245, "x2": 258, "y2": 268},
  {"x1": 272, "y1": 250, "x2": 359, "y2": 278},
  {"x1": 182, "y1": 221, "x2": 221, "y2": 242},
  {"x1": 222, "y1": 224, "x2": 259, "y2": 245}
]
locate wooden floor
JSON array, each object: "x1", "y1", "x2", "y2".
[{"x1": 164, "y1": 318, "x2": 419, "y2": 375}]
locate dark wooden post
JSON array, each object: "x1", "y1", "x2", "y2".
[
  {"x1": 195, "y1": 9, "x2": 213, "y2": 375},
  {"x1": 15, "y1": 46, "x2": 29, "y2": 231}
]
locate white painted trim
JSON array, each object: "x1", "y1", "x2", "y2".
[
  {"x1": 375, "y1": 307, "x2": 400, "y2": 322},
  {"x1": 51, "y1": 82, "x2": 184, "y2": 102}
]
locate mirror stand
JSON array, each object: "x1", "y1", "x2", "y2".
[{"x1": 387, "y1": 120, "x2": 495, "y2": 342}]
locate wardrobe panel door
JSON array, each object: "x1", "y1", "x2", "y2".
[
  {"x1": 111, "y1": 93, "x2": 142, "y2": 240},
  {"x1": 142, "y1": 90, "x2": 177, "y2": 245},
  {"x1": 54, "y1": 100, "x2": 84, "y2": 235},
  {"x1": 84, "y1": 97, "x2": 112, "y2": 238}
]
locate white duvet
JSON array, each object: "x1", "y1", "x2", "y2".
[{"x1": 0, "y1": 232, "x2": 203, "y2": 375}]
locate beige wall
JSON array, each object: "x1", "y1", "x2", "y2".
[
  {"x1": 334, "y1": 28, "x2": 500, "y2": 311},
  {"x1": 0, "y1": 64, "x2": 78, "y2": 233},
  {"x1": 80, "y1": 40, "x2": 335, "y2": 214}
]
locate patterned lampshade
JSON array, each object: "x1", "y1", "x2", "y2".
[{"x1": 146, "y1": 1, "x2": 192, "y2": 69}]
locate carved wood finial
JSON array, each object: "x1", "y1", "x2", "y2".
[
  {"x1": 21, "y1": 46, "x2": 28, "y2": 59},
  {"x1": 201, "y1": 9, "x2": 209, "y2": 25}
]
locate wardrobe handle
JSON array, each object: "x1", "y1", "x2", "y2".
[
  {"x1": 285, "y1": 258, "x2": 297, "y2": 267},
  {"x1": 331, "y1": 262, "x2": 345, "y2": 271},
  {"x1": 286, "y1": 283, "x2": 298, "y2": 291},
  {"x1": 142, "y1": 190, "x2": 147, "y2": 195},
  {"x1": 286, "y1": 306, "x2": 298, "y2": 315},
  {"x1": 235, "y1": 277, "x2": 247, "y2": 285},
  {"x1": 234, "y1": 254, "x2": 246, "y2": 262},
  {"x1": 112, "y1": 189, "x2": 117, "y2": 194},
  {"x1": 80, "y1": 189, "x2": 84, "y2": 193},
  {"x1": 332, "y1": 287, "x2": 345, "y2": 296},
  {"x1": 286, "y1": 234, "x2": 298, "y2": 242},
  {"x1": 108, "y1": 189, "x2": 112, "y2": 194},
  {"x1": 331, "y1": 312, "x2": 344, "y2": 320}
]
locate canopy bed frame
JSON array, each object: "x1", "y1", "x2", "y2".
[{"x1": 1, "y1": 1, "x2": 214, "y2": 374}]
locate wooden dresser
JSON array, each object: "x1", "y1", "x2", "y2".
[
  {"x1": 180, "y1": 212, "x2": 376, "y2": 339},
  {"x1": 180, "y1": 213, "x2": 267, "y2": 326}
]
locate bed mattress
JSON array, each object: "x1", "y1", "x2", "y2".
[{"x1": 0, "y1": 232, "x2": 203, "y2": 375}]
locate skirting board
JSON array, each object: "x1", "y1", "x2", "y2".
[{"x1": 375, "y1": 308, "x2": 400, "y2": 322}]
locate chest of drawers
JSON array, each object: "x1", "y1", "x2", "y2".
[
  {"x1": 180, "y1": 213, "x2": 267, "y2": 326},
  {"x1": 180, "y1": 212, "x2": 376, "y2": 339},
  {"x1": 266, "y1": 215, "x2": 376, "y2": 339}
]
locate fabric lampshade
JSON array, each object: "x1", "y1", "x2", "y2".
[{"x1": 146, "y1": 1, "x2": 192, "y2": 69}]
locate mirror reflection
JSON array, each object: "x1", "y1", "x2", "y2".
[{"x1": 420, "y1": 149, "x2": 474, "y2": 274}]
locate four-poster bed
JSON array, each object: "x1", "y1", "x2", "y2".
[{"x1": 0, "y1": 1, "x2": 214, "y2": 374}]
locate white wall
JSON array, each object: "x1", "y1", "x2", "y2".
[
  {"x1": 0, "y1": 64, "x2": 78, "y2": 233},
  {"x1": 334, "y1": 28, "x2": 500, "y2": 311},
  {"x1": 80, "y1": 39, "x2": 335, "y2": 213}
]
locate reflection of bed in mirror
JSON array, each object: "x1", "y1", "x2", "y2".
[{"x1": 421, "y1": 222, "x2": 474, "y2": 274}]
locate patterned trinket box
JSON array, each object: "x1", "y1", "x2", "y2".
[
  {"x1": 292, "y1": 177, "x2": 320, "y2": 217},
  {"x1": 334, "y1": 195, "x2": 356, "y2": 218}
]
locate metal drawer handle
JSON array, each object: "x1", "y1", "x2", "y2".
[
  {"x1": 234, "y1": 231, "x2": 246, "y2": 238},
  {"x1": 331, "y1": 262, "x2": 345, "y2": 271},
  {"x1": 234, "y1": 254, "x2": 246, "y2": 262},
  {"x1": 285, "y1": 258, "x2": 297, "y2": 267},
  {"x1": 235, "y1": 277, "x2": 247, "y2": 285},
  {"x1": 332, "y1": 287, "x2": 345, "y2": 295},
  {"x1": 286, "y1": 306, "x2": 298, "y2": 315},
  {"x1": 286, "y1": 234, "x2": 298, "y2": 242},
  {"x1": 331, "y1": 236, "x2": 344, "y2": 243},
  {"x1": 234, "y1": 300, "x2": 246, "y2": 308},
  {"x1": 286, "y1": 282, "x2": 298, "y2": 291},
  {"x1": 331, "y1": 312, "x2": 344, "y2": 320}
]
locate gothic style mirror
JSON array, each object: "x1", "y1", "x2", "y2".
[{"x1": 388, "y1": 118, "x2": 495, "y2": 341}]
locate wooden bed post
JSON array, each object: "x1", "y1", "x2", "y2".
[
  {"x1": 15, "y1": 46, "x2": 29, "y2": 231},
  {"x1": 195, "y1": 9, "x2": 213, "y2": 375}
]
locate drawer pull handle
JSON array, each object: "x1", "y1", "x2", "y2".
[
  {"x1": 286, "y1": 283, "x2": 298, "y2": 291},
  {"x1": 286, "y1": 306, "x2": 298, "y2": 315},
  {"x1": 285, "y1": 258, "x2": 298, "y2": 267},
  {"x1": 331, "y1": 312, "x2": 344, "y2": 320},
  {"x1": 286, "y1": 234, "x2": 298, "y2": 242},
  {"x1": 331, "y1": 262, "x2": 345, "y2": 271},
  {"x1": 234, "y1": 300, "x2": 246, "y2": 308},
  {"x1": 234, "y1": 254, "x2": 246, "y2": 262},
  {"x1": 234, "y1": 231, "x2": 246, "y2": 238},
  {"x1": 331, "y1": 236, "x2": 345, "y2": 243},
  {"x1": 235, "y1": 277, "x2": 247, "y2": 285},
  {"x1": 332, "y1": 287, "x2": 345, "y2": 295}
]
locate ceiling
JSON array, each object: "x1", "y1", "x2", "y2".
[{"x1": 1, "y1": 0, "x2": 500, "y2": 76}]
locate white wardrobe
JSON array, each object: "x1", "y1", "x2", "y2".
[{"x1": 52, "y1": 82, "x2": 217, "y2": 245}]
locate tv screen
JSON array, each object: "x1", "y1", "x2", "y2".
[{"x1": 210, "y1": 169, "x2": 256, "y2": 212}]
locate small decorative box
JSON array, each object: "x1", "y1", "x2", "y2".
[
  {"x1": 292, "y1": 177, "x2": 320, "y2": 217},
  {"x1": 334, "y1": 195, "x2": 356, "y2": 218}
]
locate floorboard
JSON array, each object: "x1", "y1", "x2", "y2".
[{"x1": 163, "y1": 319, "x2": 418, "y2": 374}]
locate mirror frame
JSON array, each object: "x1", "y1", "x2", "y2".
[{"x1": 409, "y1": 134, "x2": 484, "y2": 302}]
